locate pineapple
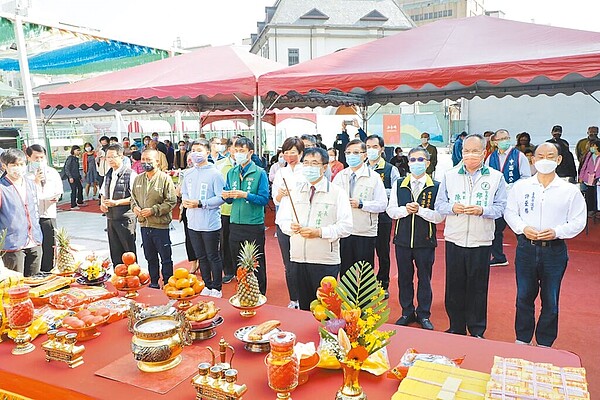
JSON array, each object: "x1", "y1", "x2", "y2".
[
  {"x1": 55, "y1": 228, "x2": 77, "y2": 273},
  {"x1": 236, "y1": 241, "x2": 261, "y2": 307}
]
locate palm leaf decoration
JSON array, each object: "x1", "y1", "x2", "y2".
[{"x1": 336, "y1": 261, "x2": 390, "y2": 330}]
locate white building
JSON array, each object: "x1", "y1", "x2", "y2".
[{"x1": 250, "y1": 0, "x2": 414, "y2": 65}]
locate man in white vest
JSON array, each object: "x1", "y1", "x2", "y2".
[
  {"x1": 278, "y1": 147, "x2": 353, "y2": 310},
  {"x1": 435, "y1": 133, "x2": 507, "y2": 338},
  {"x1": 333, "y1": 139, "x2": 387, "y2": 276}
]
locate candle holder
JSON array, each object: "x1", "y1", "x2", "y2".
[
  {"x1": 265, "y1": 331, "x2": 299, "y2": 400},
  {"x1": 191, "y1": 360, "x2": 247, "y2": 399},
  {"x1": 5, "y1": 286, "x2": 35, "y2": 355}
]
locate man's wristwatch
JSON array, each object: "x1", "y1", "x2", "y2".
[
  {"x1": 358, "y1": 200, "x2": 363, "y2": 209},
  {"x1": 198, "y1": 200, "x2": 203, "y2": 208}
]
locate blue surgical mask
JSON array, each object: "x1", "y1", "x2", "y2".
[
  {"x1": 190, "y1": 152, "x2": 206, "y2": 165},
  {"x1": 366, "y1": 148, "x2": 380, "y2": 161},
  {"x1": 346, "y1": 153, "x2": 363, "y2": 168},
  {"x1": 497, "y1": 140, "x2": 511, "y2": 151},
  {"x1": 29, "y1": 161, "x2": 41, "y2": 170},
  {"x1": 278, "y1": 157, "x2": 286, "y2": 165},
  {"x1": 409, "y1": 161, "x2": 427, "y2": 176},
  {"x1": 234, "y1": 152, "x2": 248, "y2": 165},
  {"x1": 302, "y1": 166, "x2": 322, "y2": 183}
]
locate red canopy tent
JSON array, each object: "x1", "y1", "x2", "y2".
[
  {"x1": 258, "y1": 16, "x2": 600, "y2": 106},
  {"x1": 39, "y1": 45, "x2": 286, "y2": 112}
]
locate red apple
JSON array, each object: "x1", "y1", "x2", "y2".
[
  {"x1": 125, "y1": 276, "x2": 140, "y2": 288},
  {"x1": 138, "y1": 271, "x2": 150, "y2": 285},
  {"x1": 122, "y1": 252, "x2": 136, "y2": 265},
  {"x1": 114, "y1": 263, "x2": 128, "y2": 277},
  {"x1": 127, "y1": 263, "x2": 141, "y2": 277},
  {"x1": 113, "y1": 277, "x2": 126, "y2": 290}
]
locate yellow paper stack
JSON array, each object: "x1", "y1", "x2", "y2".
[
  {"x1": 485, "y1": 357, "x2": 589, "y2": 399},
  {"x1": 393, "y1": 360, "x2": 490, "y2": 399}
]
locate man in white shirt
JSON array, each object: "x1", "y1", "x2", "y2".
[
  {"x1": 485, "y1": 129, "x2": 531, "y2": 267},
  {"x1": 278, "y1": 147, "x2": 353, "y2": 310},
  {"x1": 25, "y1": 144, "x2": 63, "y2": 272},
  {"x1": 100, "y1": 144, "x2": 138, "y2": 266},
  {"x1": 333, "y1": 139, "x2": 388, "y2": 277},
  {"x1": 504, "y1": 142, "x2": 586, "y2": 347},
  {"x1": 387, "y1": 147, "x2": 444, "y2": 330}
]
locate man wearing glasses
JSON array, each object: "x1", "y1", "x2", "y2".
[
  {"x1": 485, "y1": 129, "x2": 531, "y2": 267},
  {"x1": 100, "y1": 143, "x2": 138, "y2": 267},
  {"x1": 387, "y1": 147, "x2": 444, "y2": 330},
  {"x1": 435, "y1": 134, "x2": 507, "y2": 338},
  {"x1": 278, "y1": 147, "x2": 353, "y2": 310},
  {"x1": 333, "y1": 139, "x2": 387, "y2": 276},
  {"x1": 365, "y1": 134, "x2": 401, "y2": 299}
]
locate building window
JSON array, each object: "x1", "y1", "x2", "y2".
[
  {"x1": 262, "y1": 43, "x2": 269, "y2": 59},
  {"x1": 448, "y1": 9, "x2": 453, "y2": 16},
  {"x1": 288, "y1": 48, "x2": 299, "y2": 66}
]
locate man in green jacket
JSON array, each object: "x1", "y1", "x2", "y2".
[
  {"x1": 222, "y1": 137, "x2": 269, "y2": 294},
  {"x1": 131, "y1": 149, "x2": 177, "y2": 288}
]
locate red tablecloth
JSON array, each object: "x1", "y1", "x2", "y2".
[{"x1": 0, "y1": 288, "x2": 582, "y2": 400}]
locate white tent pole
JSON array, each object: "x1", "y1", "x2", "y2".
[
  {"x1": 13, "y1": 14, "x2": 40, "y2": 145},
  {"x1": 253, "y1": 94, "x2": 263, "y2": 155},
  {"x1": 114, "y1": 110, "x2": 122, "y2": 138},
  {"x1": 174, "y1": 110, "x2": 182, "y2": 138}
]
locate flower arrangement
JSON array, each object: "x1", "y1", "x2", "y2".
[{"x1": 312, "y1": 261, "x2": 396, "y2": 370}]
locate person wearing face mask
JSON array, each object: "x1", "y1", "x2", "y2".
[
  {"x1": 577, "y1": 139, "x2": 600, "y2": 215},
  {"x1": 387, "y1": 147, "x2": 444, "y2": 330},
  {"x1": 218, "y1": 138, "x2": 236, "y2": 284},
  {"x1": 181, "y1": 139, "x2": 226, "y2": 298},
  {"x1": 82, "y1": 142, "x2": 100, "y2": 201},
  {"x1": 278, "y1": 147, "x2": 353, "y2": 310},
  {"x1": 327, "y1": 148, "x2": 344, "y2": 180},
  {"x1": 420, "y1": 132, "x2": 438, "y2": 175},
  {"x1": 505, "y1": 143, "x2": 586, "y2": 347},
  {"x1": 222, "y1": 137, "x2": 269, "y2": 295},
  {"x1": 208, "y1": 137, "x2": 226, "y2": 164},
  {"x1": 174, "y1": 140, "x2": 188, "y2": 170},
  {"x1": 485, "y1": 129, "x2": 531, "y2": 267},
  {"x1": 96, "y1": 136, "x2": 110, "y2": 189},
  {"x1": 147, "y1": 140, "x2": 168, "y2": 171},
  {"x1": 389, "y1": 147, "x2": 409, "y2": 177},
  {"x1": 333, "y1": 139, "x2": 388, "y2": 277},
  {"x1": 365, "y1": 135, "x2": 400, "y2": 299},
  {"x1": 64, "y1": 145, "x2": 86, "y2": 210},
  {"x1": 272, "y1": 137, "x2": 306, "y2": 309},
  {"x1": 131, "y1": 149, "x2": 177, "y2": 289},
  {"x1": 25, "y1": 144, "x2": 63, "y2": 273},
  {"x1": 268, "y1": 150, "x2": 285, "y2": 183},
  {"x1": 546, "y1": 125, "x2": 577, "y2": 183},
  {"x1": 434, "y1": 133, "x2": 507, "y2": 338},
  {"x1": 0, "y1": 148, "x2": 43, "y2": 276},
  {"x1": 452, "y1": 132, "x2": 468, "y2": 166},
  {"x1": 575, "y1": 126, "x2": 599, "y2": 164},
  {"x1": 151, "y1": 132, "x2": 168, "y2": 156}
]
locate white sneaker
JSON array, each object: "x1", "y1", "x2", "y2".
[
  {"x1": 209, "y1": 289, "x2": 222, "y2": 298},
  {"x1": 200, "y1": 287, "x2": 211, "y2": 296},
  {"x1": 515, "y1": 340, "x2": 532, "y2": 345},
  {"x1": 287, "y1": 301, "x2": 299, "y2": 309}
]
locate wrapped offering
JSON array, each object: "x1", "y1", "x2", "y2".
[
  {"x1": 388, "y1": 348, "x2": 465, "y2": 381},
  {"x1": 485, "y1": 357, "x2": 589, "y2": 399}
]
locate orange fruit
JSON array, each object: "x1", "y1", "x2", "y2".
[
  {"x1": 189, "y1": 274, "x2": 197, "y2": 285},
  {"x1": 174, "y1": 267, "x2": 189, "y2": 280},
  {"x1": 181, "y1": 287, "x2": 195, "y2": 298},
  {"x1": 164, "y1": 285, "x2": 176, "y2": 294},
  {"x1": 168, "y1": 276, "x2": 177, "y2": 287},
  {"x1": 175, "y1": 278, "x2": 190, "y2": 289},
  {"x1": 192, "y1": 281, "x2": 205, "y2": 294}
]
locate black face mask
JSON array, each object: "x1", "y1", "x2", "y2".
[{"x1": 141, "y1": 162, "x2": 154, "y2": 172}]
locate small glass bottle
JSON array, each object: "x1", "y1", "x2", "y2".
[
  {"x1": 5, "y1": 286, "x2": 35, "y2": 355},
  {"x1": 266, "y1": 331, "x2": 299, "y2": 399}
]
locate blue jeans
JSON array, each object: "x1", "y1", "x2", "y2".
[
  {"x1": 515, "y1": 235, "x2": 568, "y2": 347},
  {"x1": 188, "y1": 229, "x2": 223, "y2": 291},
  {"x1": 141, "y1": 227, "x2": 173, "y2": 286}
]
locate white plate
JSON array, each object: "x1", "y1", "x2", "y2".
[{"x1": 234, "y1": 325, "x2": 281, "y2": 344}]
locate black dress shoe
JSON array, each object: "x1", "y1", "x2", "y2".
[
  {"x1": 471, "y1": 334, "x2": 485, "y2": 339},
  {"x1": 419, "y1": 318, "x2": 434, "y2": 330},
  {"x1": 444, "y1": 329, "x2": 466, "y2": 335},
  {"x1": 395, "y1": 314, "x2": 416, "y2": 326}
]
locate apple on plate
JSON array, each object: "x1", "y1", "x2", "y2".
[
  {"x1": 114, "y1": 263, "x2": 128, "y2": 277},
  {"x1": 127, "y1": 263, "x2": 141, "y2": 277},
  {"x1": 125, "y1": 275, "x2": 140, "y2": 288},
  {"x1": 138, "y1": 271, "x2": 150, "y2": 285}
]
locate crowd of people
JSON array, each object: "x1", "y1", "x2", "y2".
[{"x1": 0, "y1": 122, "x2": 595, "y2": 348}]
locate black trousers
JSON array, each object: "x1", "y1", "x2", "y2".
[
  {"x1": 375, "y1": 221, "x2": 392, "y2": 289},
  {"x1": 39, "y1": 217, "x2": 56, "y2": 272},
  {"x1": 583, "y1": 184, "x2": 597, "y2": 212},
  {"x1": 107, "y1": 217, "x2": 137, "y2": 267},
  {"x1": 295, "y1": 262, "x2": 340, "y2": 311},
  {"x1": 276, "y1": 226, "x2": 298, "y2": 301},
  {"x1": 490, "y1": 217, "x2": 507, "y2": 262},
  {"x1": 181, "y1": 208, "x2": 197, "y2": 262},
  {"x1": 69, "y1": 179, "x2": 83, "y2": 207},
  {"x1": 2, "y1": 246, "x2": 42, "y2": 276},
  {"x1": 444, "y1": 241, "x2": 491, "y2": 337},
  {"x1": 221, "y1": 215, "x2": 234, "y2": 276},
  {"x1": 340, "y1": 235, "x2": 376, "y2": 277},
  {"x1": 229, "y1": 224, "x2": 267, "y2": 295},
  {"x1": 188, "y1": 229, "x2": 223, "y2": 291},
  {"x1": 395, "y1": 245, "x2": 435, "y2": 319}
]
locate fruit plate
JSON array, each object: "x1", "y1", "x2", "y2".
[
  {"x1": 76, "y1": 273, "x2": 111, "y2": 287},
  {"x1": 229, "y1": 294, "x2": 267, "y2": 318},
  {"x1": 165, "y1": 292, "x2": 200, "y2": 310},
  {"x1": 234, "y1": 325, "x2": 281, "y2": 353},
  {"x1": 63, "y1": 314, "x2": 110, "y2": 341},
  {"x1": 115, "y1": 281, "x2": 149, "y2": 299}
]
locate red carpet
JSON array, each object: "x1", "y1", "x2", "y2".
[
  {"x1": 57, "y1": 199, "x2": 103, "y2": 213},
  {"x1": 175, "y1": 207, "x2": 600, "y2": 396}
]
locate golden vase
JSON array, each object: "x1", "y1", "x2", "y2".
[{"x1": 335, "y1": 362, "x2": 367, "y2": 400}]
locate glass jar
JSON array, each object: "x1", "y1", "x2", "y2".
[
  {"x1": 266, "y1": 331, "x2": 299, "y2": 395},
  {"x1": 6, "y1": 286, "x2": 34, "y2": 329}
]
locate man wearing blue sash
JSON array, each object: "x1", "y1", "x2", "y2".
[{"x1": 485, "y1": 129, "x2": 531, "y2": 267}]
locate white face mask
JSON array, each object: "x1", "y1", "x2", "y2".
[
  {"x1": 215, "y1": 144, "x2": 226, "y2": 153},
  {"x1": 85, "y1": 147, "x2": 92, "y2": 152},
  {"x1": 534, "y1": 159, "x2": 558, "y2": 174},
  {"x1": 8, "y1": 165, "x2": 27, "y2": 179}
]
